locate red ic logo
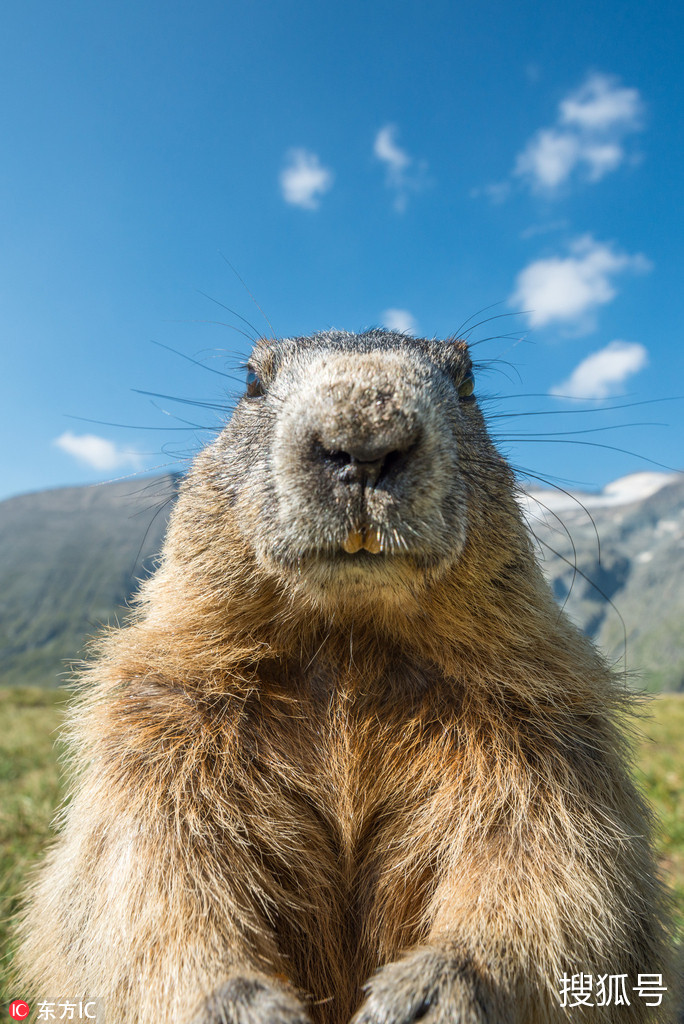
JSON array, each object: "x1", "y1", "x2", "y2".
[{"x1": 9, "y1": 1002, "x2": 30, "y2": 1021}]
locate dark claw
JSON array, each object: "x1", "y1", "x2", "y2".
[
  {"x1": 186, "y1": 975, "x2": 311, "y2": 1024},
  {"x1": 351, "y1": 948, "x2": 497, "y2": 1024}
]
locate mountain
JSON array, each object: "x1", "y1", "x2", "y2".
[
  {"x1": 1, "y1": 471, "x2": 682, "y2": 690},
  {"x1": 0, "y1": 475, "x2": 180, "y2": 686},
  {"x1": 523, "y1": 472, "x2": 684, "y2": 692}
]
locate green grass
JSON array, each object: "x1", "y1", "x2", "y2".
[
  {"x1": 0, "y1": 687, "x2": 65, "y2": 1004},
  {"x1": 1, "y1": 688, "x2": 683, "y2": 1005},
  {"x1": 634, "y1": 694, "x2": 684, "y2": 939}
]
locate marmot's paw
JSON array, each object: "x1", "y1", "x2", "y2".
[
  {"x1": 351, "y1": 948, "x2": 502, "y2": 1024},
  {"x1": 187, "y1": 975, "x2": 311, "y2": 1024}
]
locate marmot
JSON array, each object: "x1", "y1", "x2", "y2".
[{"x1": 16, "y1": 330, "x2": 672, "y2": 1023}]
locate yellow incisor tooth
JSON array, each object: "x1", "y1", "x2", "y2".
[
  {"x1": 363, "y1": 528, "x2": 382, "y2": 554},
  {"x1": 342, "y1": 530, "x2": 364, "y2": 554}
]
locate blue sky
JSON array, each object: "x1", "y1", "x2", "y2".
[{"x1": 2, "y1": 0, "x2": 683, "y2": 501}]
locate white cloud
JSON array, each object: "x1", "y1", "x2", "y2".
[
  {"x1": 515, "y1": 129, "x2": 580, "y2": 190},
  {"x1": 374, "y1": 125, "x2": 411, "y2": 173},
  {"x1": 382, "y1": 308, "x2": 417, "y2": 335},
  {"x1": 559, "y1": 74, "x2": 643, "y2": 130},
  {"x1": 54, "y1": 432, "x2": 143, "y2": 471},
  {"x1": 581, "y1": 142, "x2": 624, "y2": 180},
  {"x1": 280, "y1": 148, "x2": 333, "y2": 210},
  {"x1": 513, "y1": 73, "x2": 644, "y2": 193},
  {"x1": 510, "y1": 235, "x2": 651, "y2": 330},
  {"x1": 373, "y1": 124, "x2": 428, "y2": 212},
  {"x1": 550, "y1": 340, "x2": 649, "y2": 399}
]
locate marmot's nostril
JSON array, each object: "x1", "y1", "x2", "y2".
[
  {"x1": 340, "y1": 454, "x2": 387, "y2": 488},
  {"x1": 314, "y1": 439, "x2": 415, "y2": 487}
]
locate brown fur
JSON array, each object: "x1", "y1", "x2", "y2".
[{"x1": 16, "y1": 330, "x2": 674, "y2": 1022}]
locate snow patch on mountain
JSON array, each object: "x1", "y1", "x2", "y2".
[{"x1": 521, "y1": 472, "x2": 679, "y2": 515}]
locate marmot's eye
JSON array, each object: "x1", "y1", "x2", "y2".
[
  {"x1": 458, "y1": 370, "x2": 475, "y2": 400},
  {"x1": 246, "y1": 368, "x2": 265, "y2": 398}
]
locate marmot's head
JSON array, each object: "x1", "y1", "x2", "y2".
[{"x1": 192, "y1": 330, "x2": 521, "y2": 613}]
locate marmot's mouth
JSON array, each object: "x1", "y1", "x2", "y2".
[
  {"x1": 268, "y1": 522, "x2": 450, "y2": 572},
  {"x1": 270, "y1": 542, "x2": 448, "y2": 583},
  {"x1": 341, "y1": 527, "x2": 383, "y2": 555}
]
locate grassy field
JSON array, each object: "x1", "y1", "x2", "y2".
[
  {"x1": 634, "y1": 693, "x2": 684, "y2": 937},
  {"x1": 1, "y1": 687, "x2": 683, "y2": 1006},
  {"x1": 0, "y1": 687, "x2": 64, "y2": 1005}
]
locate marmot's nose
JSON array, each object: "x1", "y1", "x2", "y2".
[{"x1": 314, "y1": 438, "x2": 417, "y2": 488}]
